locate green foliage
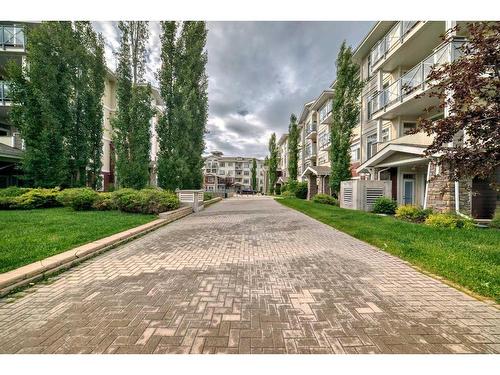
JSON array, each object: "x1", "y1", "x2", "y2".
[
  {"x1": 329, "y1": 41, "x2": 363, "y2": 195},
  {"x1": 425, "y1": 213, "x2": 476, "y2": 229},
  {"x1": 372, "y1": 197, "x2": 397, "y2": 214},
  {"x1": 113, "y1": 188, "x2": 179, "y2": 214},
  {"x1": 203, "y1": 192, "x2": 214, "y2": 201},
  {"x1": 491, "y1": 209, "x2": 500, "y2": 229},
  {"x1": 57, "y1": 188, "x2": 99, "y2": 211},
  {"x1": 251, "y1": 158, "x2": 257, "y2": 191},
  {"x1": 113, "y1": 22, "x2": 154, "y2": 190},
  {"x1": 7, "y1": 21, "x2": 106, "y2": 188},
  {"x1": 0, "y1": 208, "x2": 156, "y2": 273},
  {"x1": 288, "y1": 114, "x2": 299, "y2": 181},
  {"x1": 281, "y1": 191, "x2": 296, "y2": 198},
  {"x1": 92, "y1": 193, "x2": 116, "y2": 211},
  {"x1": 10, "y1": 188, "x2": 61, "y2": 209},
  {"x1": 0, "y1": 187, "x2": 31, "y2": 197},
  {"x1": 268, "y1": 133, "x2": 278, "y2": 194},
  {"x1": 294, "y1": 182, "x2": 308, "y2": 199},
  {"x1": 312, "y1": 194, "x2": 338, "y2": 206},
  {"x1": 157, "y1": 21, "x2": 208, "y2": 190},
  {"x1": 275, "y1": 184, "x2": 281, "y2": 195},
  {"x1": 395, "y1": 205, "x2": 433, "y2": 223}
]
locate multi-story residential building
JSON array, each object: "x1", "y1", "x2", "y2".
[
  {"x1": 203, "y1": 151, "x2": 264, "y2": 193},
  {"x1": 0, "y1": 22, "x2": 33, "y2": 187},
  {"x1": 0, "y1": 21, "x2": 162, "y2": 191},
  {"x1": 275, "y1": 21, "x2": 497, "y2": 219},
  {"x1": 350, "y1": 21, "x2": 498, "y2": 219}
]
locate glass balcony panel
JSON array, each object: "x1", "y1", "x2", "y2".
[
  {"x1": 1, "y1": 25, "x2": 25, "y2": 48},
  {"x1": 0, "y1": 81, "x2": 11, "y2": 103}
]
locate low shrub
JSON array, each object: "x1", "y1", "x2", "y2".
[
  {"x1": 295, "y1": 182, "x2": 308, "y2": 199},
  {"x1": 490, "y1": 209, "x2": 500, "y2": 229},
  {"x1": 92, "y1": 192, "x2": 116, "y2": 211},
  {"x1": 312, "y1": 193, "x2": 338, "y2": 206},
  {"x1": 281, "y1": 190, "x2": 296, "y2": 198},
  {"x1": 203, "y1": 192, "x2": 214, "y2": 201},
  {"x1": 10, "y1": 188, "x2": 61, "y2": 209},
  {"x1": 57, "y1": 188, "x2": 99, "y2": 211},
  {"x1": 0, "y1": 186, "x2": 31, "y2": 197},
  {"x1": 113, "y1": 188, "x2": 180, "y2": 214},
  {"x1": 424, "y1": 212, "x2": 475, "y2": 229},
  {"x1": 275, "y1": 184, "x2": 281, "y2": 195},
  {"x1": 372, "y1": 197, "x2": 397, "y2": 214},
  {"x1": 283, "y1": 180, "x2": 298, "y2": 194},
  {"x1": 0, "y1": 196, "x2": 15, "y2": 209},
  {"x1": 395, "y1": 205, "x2": 433, "y2": 223}
]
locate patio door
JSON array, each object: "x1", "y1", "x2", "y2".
[{"x1": 403, "y1": 174, "x2": 416, "y2": 205}]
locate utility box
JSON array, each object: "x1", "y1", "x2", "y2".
[
  {"x1": 340, "y1": 180, "x2": 392, "y2": 211},
  {"x1": 176, "y1": 189, "x2": 204, "y2": 212}
]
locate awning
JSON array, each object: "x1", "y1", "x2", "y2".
[
  {"x1": 356, "y1": 143, "x2": 428, "y2": 174},
  {"x1": 301, "y1": 165, "x2": 331, "y2": 179}
]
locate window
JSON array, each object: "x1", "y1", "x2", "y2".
[
  {"x1": 219, "y1": 170, "x2": 225, "y2": 175},
  {"x1": 351, "y1": 143, "x2": 360, "y2": 161},
  {"x1": 219, "y1": 162, "x2": 225, "y2": 167},
  {"x1": 244, "y1": 163, "x2": 249, "y2": 168},
  {"x1": 227, "y1": 162, "x2": 233, "y2": 167},
  {"x1": 402, "y1": 122, "x2": 417, "y2": 135},
  {"x1": 366, "y1": 133, "x2": 377, "y2": 159},
  {"x1": 243, "y1": 179, "x2": 249, "y2": 184},
  {"x1": 227, "y1": 170, "x2": 233, "y2": 176},
  {"x1": 319, "y1": 100, "x2": 333, "y2": 122},
  {"x1": 381, "y1": 127, "x2": 390, "y2": 142},
  {"x1": 244, "y1": 171, "x2": 249, "y2": 176}
]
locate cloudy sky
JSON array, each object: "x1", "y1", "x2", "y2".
[{"x1": 92, "y1": 21, "x2": 374, "y2": 159}]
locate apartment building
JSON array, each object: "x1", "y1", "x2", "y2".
[
  {"x1": 275, "y1": 21, "x2": 497, "y2": 218},
  {"x1": 203, "y1": 151, "x2": 264, "y2": 193},
  {"x1": 0, "y1": 21, "x2": 162, "y2": 191},
  {"x1": 0, "y1": 22, "x2": 32, "y2": 187},
  {"x1": 350, "y1": 21, "x2": 497, "y2": 219}
]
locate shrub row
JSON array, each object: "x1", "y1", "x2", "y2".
[
  {"x1": 312, "y1": 194, "x2": 338, "y2": 206},
  {"x1": 280, "y1": 181, "x2": 307, "y2": 199},
  {"x1": 0, "y1": 187, "x2": 180, "y2": 214}
]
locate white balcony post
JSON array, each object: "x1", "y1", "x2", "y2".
[{"x1": 445, "y1": 21, "x2": 457, "y2": 36}]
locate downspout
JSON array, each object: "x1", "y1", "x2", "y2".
[{"x1": 377, "y1": 167, "x2": 390, "y2": 180}]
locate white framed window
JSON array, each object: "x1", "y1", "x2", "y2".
[
  {"x1": 402, "y1": 121, "x2": 417, "y2": 135},
  {"x1": 366, "y1": 133, "x2": 377, "y2": 159},
  {"x1": 219, "y1": 170, "x2": 225, "y2": 175},
  {"x1": 381, "y1": 127, "x2": 390, "y2": 142},
  {"x1": 351, "y1": 143, "x2": 360, "y2": 161},
  {"x1": 319, "y1": 100, "x2": 333, "y2": 122}
]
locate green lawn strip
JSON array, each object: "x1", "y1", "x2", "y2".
[
  {"x1": 277, "y1": 198, "x2": 500, "y2": 303},
  {"x1": 0, "y1": 208, "x2": 157, "y2": 273}
]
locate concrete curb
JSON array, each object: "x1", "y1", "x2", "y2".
[
  {"x1": 0, "y1": 205, "x2": 193, "y2": 297},
  {"x1": 203, "y1": 197, "x2": 223, "y2": 207}
]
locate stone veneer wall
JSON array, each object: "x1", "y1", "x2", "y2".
[
  {"x1": 307, "y1": 175, "x2": 318, "y2": 200},
  {"x1": 426, "y1": 162, "x2": 471, "y2": 216}
]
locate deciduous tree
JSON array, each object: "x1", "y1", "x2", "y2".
[
  {"x1": 268, "y1": 133, "x2": 278, "y2": 195},
  {"x1": 287, "y1": 113, "x2": 299, "y2": 181}
]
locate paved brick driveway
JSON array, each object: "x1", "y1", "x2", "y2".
[{"x1": 0, "y1": 197, "x2": 499, "y2": 354}]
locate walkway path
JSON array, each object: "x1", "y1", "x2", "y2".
[{"x1": 0, "y1": 197, "x2": 498, "y2": 353}]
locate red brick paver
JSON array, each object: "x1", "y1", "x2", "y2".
[{"x1": 0, "y1": 197, "x2": 499, "y2": 354}]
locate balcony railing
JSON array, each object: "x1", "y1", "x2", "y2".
[
  {"x1": 306, "y1": 121, "x2": 317, "y2": 136},
  {"x1": 0, "y1": 81, "x2": 11, "y2": 105},
  {"x1": 1, "y1": 25, "x2": 25, "y2": 49},
  {"x1": 368, "y1": 40, "x2": 464, "y2": 119},
  {"x1": 370, "y1": 21, "x2": 419, "y2": 69}
]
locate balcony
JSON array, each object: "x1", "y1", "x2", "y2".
[
  {"x1": 1, "y1": 25, "x2": 25, "y2": 51},
  {"x1": 370, "y1": 21, "x2": 420, "y2": 71},
  {"x1": 368, "y1": 40, "x2": 464, "y2": 120},
  {"x1": 0, "y1": 81, "x2": 11, "y2": 106},
  {"x1": 305, "y1": 121, "x2": 317, "y2": 140},
  {"x1": 305, "y1": 143, "x2": 317, "y2": 160},
  {"x1": 0, "y1": 134, "x2": 24, "y2": 150}
]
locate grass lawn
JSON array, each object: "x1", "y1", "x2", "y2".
[
  {"x1": 0, "y1": 208, "x2": 157, "y2": 273},
  {"x1": 277, "y1": 198, "x2": 500, "y2": 302}
]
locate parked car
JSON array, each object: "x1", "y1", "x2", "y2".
[{"x1": 240, "y1": 188, "x2": 254, "y2": 195}]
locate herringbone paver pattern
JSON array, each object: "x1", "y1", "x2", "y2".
[{"x1": 0, "y1": 197, "x2": 499, "y2": 354}]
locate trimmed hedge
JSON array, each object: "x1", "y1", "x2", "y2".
[
  {"x1": 112, "y1": 188, "x2": 179, "y2": 214},
  {"x1": 1, "y1": 188, "x2": 62, "y2": 210},
  {"x1": 295, "y1": 182, "x2": 308, "y2": 199},
  {"x1": 57, "y1": 188, "x2": 99, "y2": 211},
  {"x1": 395, "y1": 205, "x2": 433, "y2": 223},
  {"x1": 281, "y1": 191, "x2": 296, "y2": 198},
  {"x1": 203, "y1": 192, "x2": 214, "y2": 201},
  {"x1": 372, "y1": 197, "x2": 397, "y2": 214},
  {"x1": 92, "y1": 192, "x2": 116, "y2": 211},
  {"x1": 312, "y1": 194, "x2": 338, "y2": 206},
  {"x1": 424, "y1": 213, "x2": 475, "y2": 229}
]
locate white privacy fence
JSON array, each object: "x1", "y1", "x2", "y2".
[
  {"x1": 340, "y1": 180, "x2": 392, "y2": 211},
  {"x1": 176, "y1": 189, "x2": 205, "y2": 212}
]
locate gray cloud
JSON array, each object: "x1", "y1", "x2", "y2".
[{"x1": 92, "y1": 21, "x2": 375, "y2": 159}]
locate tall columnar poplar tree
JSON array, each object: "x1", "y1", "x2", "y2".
[
  {"x1": 268, "y1": 133, "x2": 278, "y2": 195},
  {"x1": 287, "y1": 113, "x2": 299, "y2": 182},
  {"x1": 112, "y1": 21, "x2": 154, "y2": 189},
  {"x1": 329, "y1": 41, "x2": 363, "y2": 196},
  {"x1": 8, "y1": 21, "x2": 106, "y2": 188},
  {"x1": 251, "y1": 158, "x2": 257, "y2": 191},
  {"x1": 157, "y1": 21, "x2": 208, "y2": 190}
]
